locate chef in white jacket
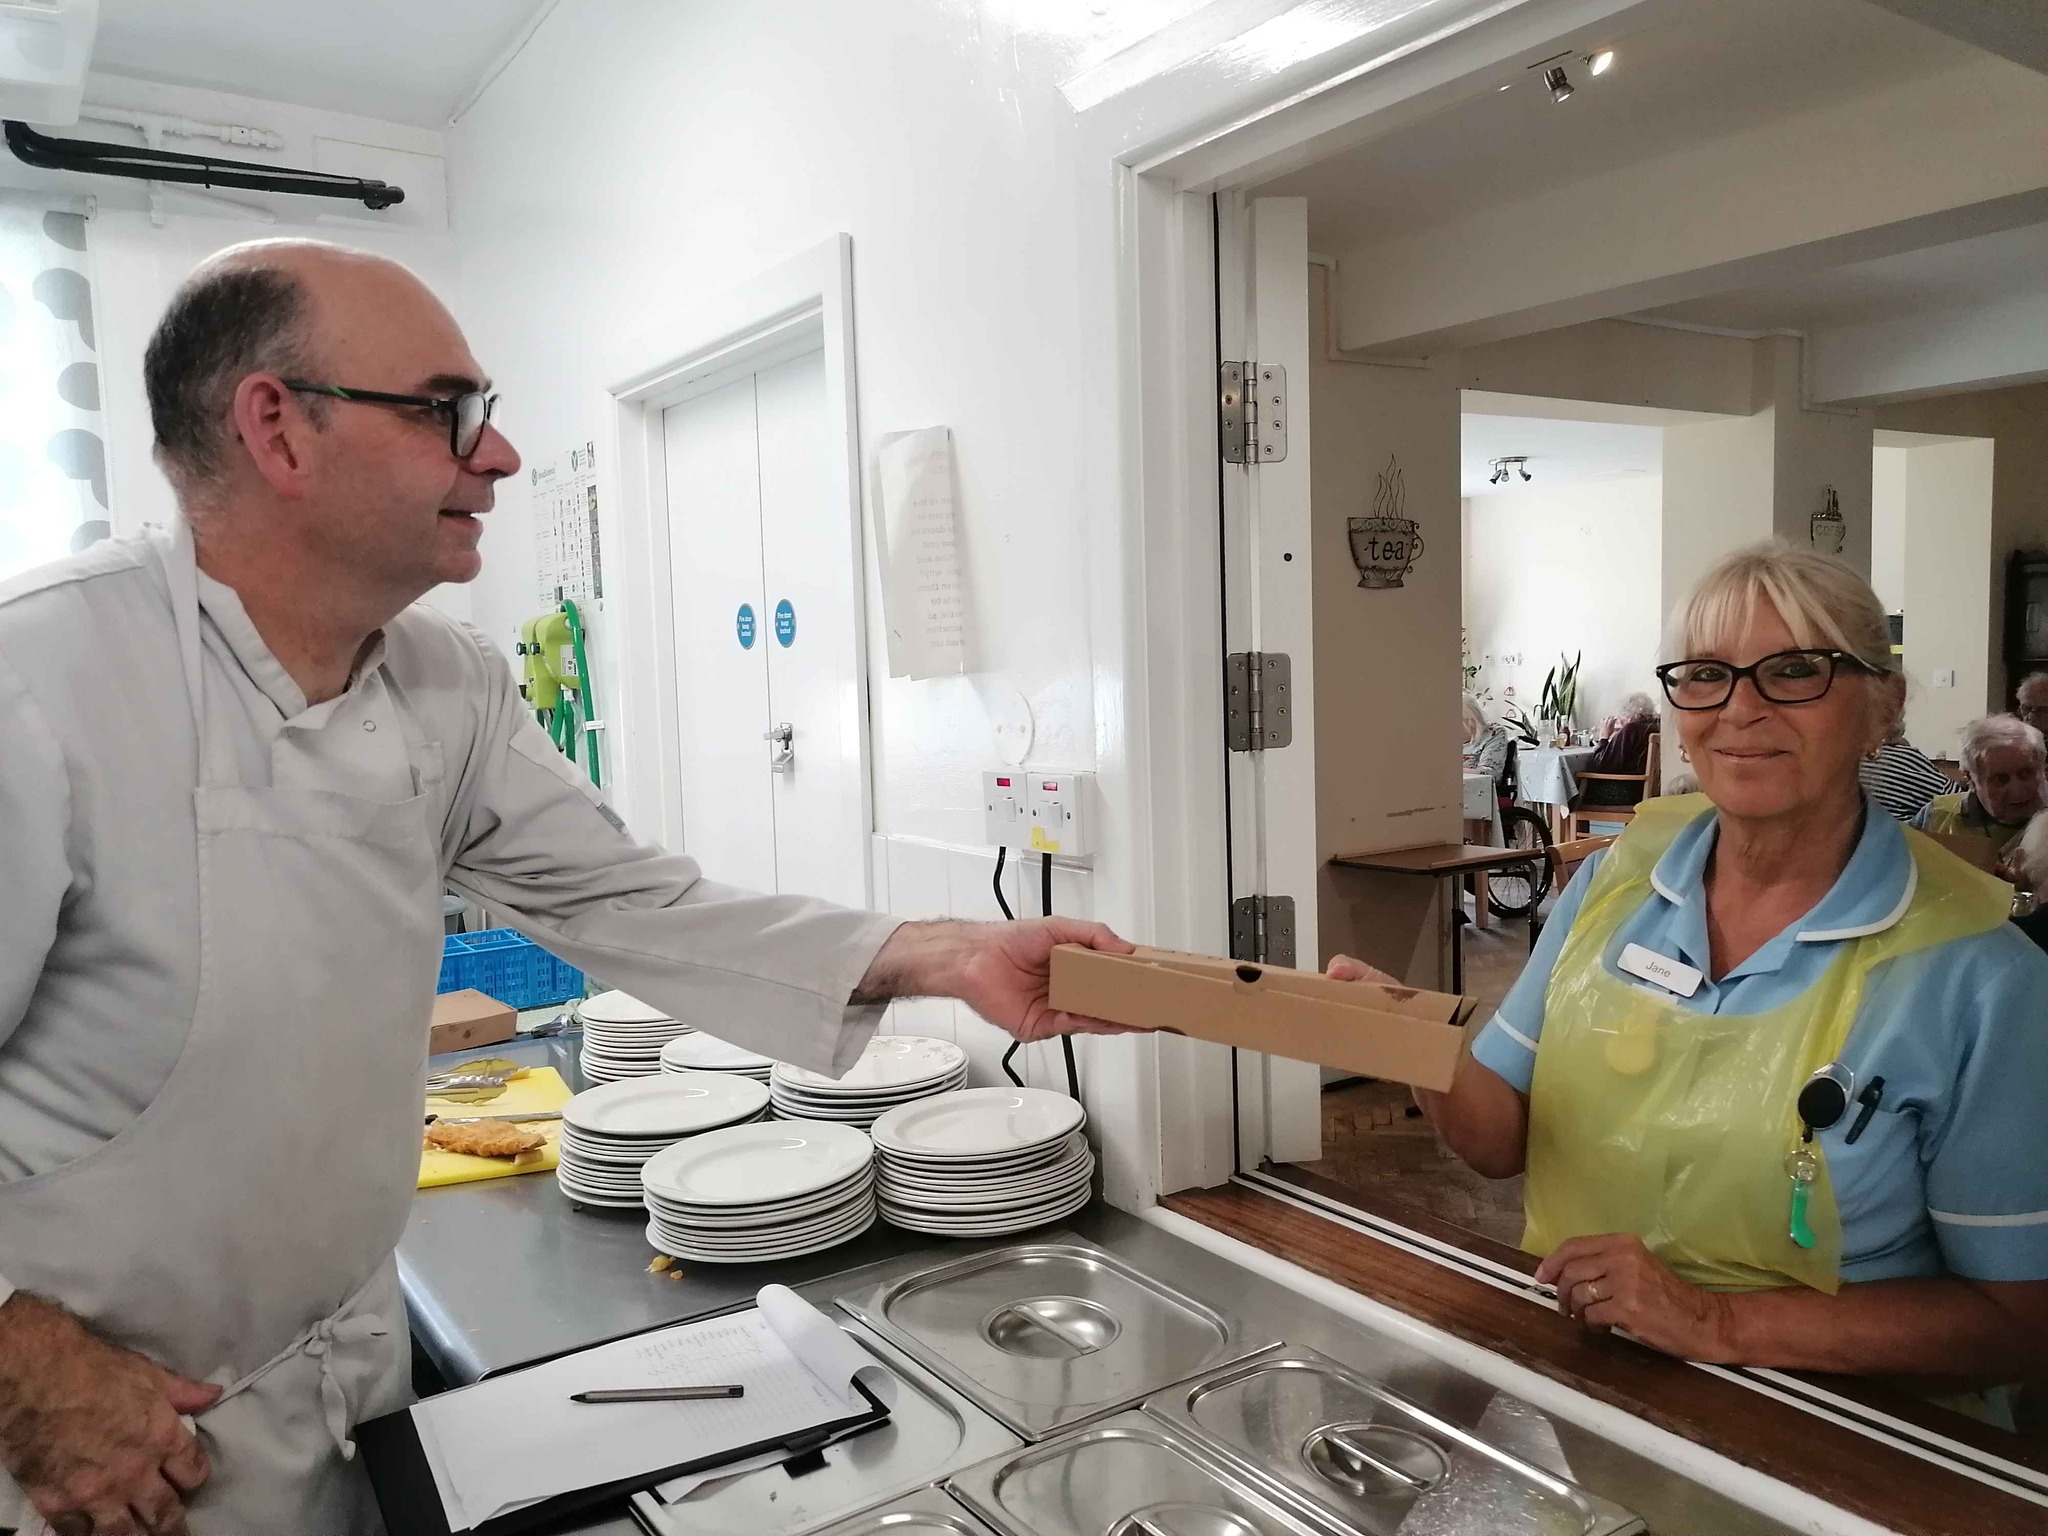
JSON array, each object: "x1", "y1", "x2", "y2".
[{"x1": 0, "y1": 240, "x2": 1130, "y2": 1536}]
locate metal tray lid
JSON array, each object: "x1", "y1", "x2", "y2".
[
  {"x1": 799, "y1": 1486, "x2": 1008, "y2": 1536},
  {"x1": 628, "y1": 1317, "x2": 1021, "y2": 1536},
  {"x1": 947, "y1": 1411, "x2": 1354, "y2": 1536},
  {"x1": 1143, "y1": 1346, "x2": 1644, "y2": 1536},
  {"x1": 837, "y1": 1239, "x2": 1273, "y2": 1439}
]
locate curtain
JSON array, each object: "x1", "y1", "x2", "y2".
[{"x1": 0, "y1": 194, "x2": 108, "y2": 584}]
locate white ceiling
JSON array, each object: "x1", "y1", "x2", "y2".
[
  {"x1": 1632, "y1": 219, "x2": 2048, "y2": 334},
  {"x1": 1258, "y1": 0, "x2": 1982, "y2": 247},
  {"x1": 90, "y1": 0, "x2": 554, "y2": 128},
  {"x1": 1460, "y1": 411, "x2": 1663, "y2": 499}
]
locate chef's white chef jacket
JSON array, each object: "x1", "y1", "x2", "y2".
[{"x1": 0, "y1": 528, "x2": 902, "y2": 1305}]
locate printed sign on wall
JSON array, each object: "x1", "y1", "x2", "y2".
[{"x1": 1348, "y1": 455, "x2": 1425, "y2": 590}]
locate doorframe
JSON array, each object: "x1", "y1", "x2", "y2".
[
  {"x1": 599, "y1": 234, "x2": 873, "y2": 901},
  {"x1": 1112, "y1": 0, "x2": 1657, "y2": 1193}
]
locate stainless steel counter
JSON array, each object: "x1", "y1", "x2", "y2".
[{"x1": 400, "y1": 1036, "x2": 1801, "y2": 1536}]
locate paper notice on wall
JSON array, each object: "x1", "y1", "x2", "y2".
[
  {"x1": 533, "y1": 441, "x2": 604, "y2": 605},
  {"x1": 875, "y1": 426, "x2": 968, "y2": 678}
]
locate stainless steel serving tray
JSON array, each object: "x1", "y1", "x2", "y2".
[
  {"x1": 1144, "y1": 1346, "x2": 1645, "y2": 1536},
  {"x1": 946, "y1": 1411, "x2": 1353, "y2": 1536},
  {"x1": 628, "y1": 1315, "x2": 1022, "y2": 1536},
  {"x1": 795, "y1": 1486, "x2": 1007, "y2": 1536},
  {"x1": 837, "y1": 1239, "x2": 1273, "y2": 1439}
]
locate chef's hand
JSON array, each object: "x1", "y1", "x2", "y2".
[
  {"x1": 1534, "y1": 1233, "x2": 1736, "y2": 1361},
  {"x1": 856, "y1": 919, "x2": 1137, "y2": 1040},
  {"x1": 0, "y1": 1293, "x2": 218, "y2": 1536}
]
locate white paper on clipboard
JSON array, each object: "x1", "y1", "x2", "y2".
[{"x1": 874, "y1": 426, "x2": 968, "y2": 679}]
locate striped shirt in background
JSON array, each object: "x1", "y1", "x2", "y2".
[{"x1": 1861, "y1": 738, "x2": 1960, "y2": 822}]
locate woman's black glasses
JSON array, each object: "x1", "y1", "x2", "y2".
[{"x1": 1655, "y1": 649, "x2": 1883, "y2": 711}]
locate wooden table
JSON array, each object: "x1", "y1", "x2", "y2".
[{"x1": 1331, "y1": 841, "x2": 1553, "y2": 992}]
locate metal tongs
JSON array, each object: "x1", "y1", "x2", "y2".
[{"x1": 425, "y1": 1057, "x2": 525, "y2": 1104}]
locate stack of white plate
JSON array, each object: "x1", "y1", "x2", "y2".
[
  {"x1": 554, "y1": 1072, "x2": 769, "y2": 1209},
  {"x1": 769, "y1": 1035, "x2": 967, "y2": 1127},
  {"x1": 577, "y1": 990, "x2": 693, "y2": 1083},
  {"x1": 659, "y1": 1032, "x2": 777, "y2": 1083},
  {"x1": 640, "y1": 1119, "x2": 876, "y2": 1263},
  {"x1": 871, "y1": 1087, "x2": 1093, "y2": 1236}
]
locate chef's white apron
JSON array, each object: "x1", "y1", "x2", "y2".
[{"x1": 0, "y1": 524, "x2": 443, "y2": 1534}]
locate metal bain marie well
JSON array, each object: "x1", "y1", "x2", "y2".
[
  {"x1": 946, "y1": 1411, "x2": 1353, "y2": 1536},
  {"x1": 837, "y1": 1240, "x2": 1271, "y2": 1439},
  {"x1": 1144, "y1": 1346, "x2": 1645, "y2": 1536}
]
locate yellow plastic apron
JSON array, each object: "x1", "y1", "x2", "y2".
[
  {"x1": 1920, "y1": 792, "x2": 1968, "y2": 835},
  {"x1": 1523, "y1": 794, "x2": 2008, "y2": 1294}
]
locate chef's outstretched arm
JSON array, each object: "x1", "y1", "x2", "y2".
[{"x1": 433, "y1": 625, "x2": 1130, "y2": 1074}]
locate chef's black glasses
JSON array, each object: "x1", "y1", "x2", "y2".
[
  {"x1": 283, "y1": 380, "x2": 499, "y2": 459},
  {"x1": 1655, "y1": 648, "x2": 1884, "y2": 711}
]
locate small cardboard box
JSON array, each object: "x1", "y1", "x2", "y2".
[
  {"x1": 1048, "y1": 944, "x2": 1475, "y2": 1091},
  {"x1": 429, "y1": 989, "x2": 516, "y2": 1055}
]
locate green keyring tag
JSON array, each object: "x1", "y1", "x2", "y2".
[{"x1": 1788, "y1": 1179, "x2": 1817, "y2": 1250}]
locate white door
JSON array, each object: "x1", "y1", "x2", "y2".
[
  {"x1": 663, "y1": 375, "x2": 777, "y2": 893},
  {"x1": 661, "y1": 349, "x2": 871, "y2": 907}
]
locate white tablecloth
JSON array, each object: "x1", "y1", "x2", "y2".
[{"x1": 1519, "y1": 745, "x2": 1596, "y2": 807}]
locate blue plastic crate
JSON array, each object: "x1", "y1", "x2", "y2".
[{"x1": 437, "y1": 928, "x2": 584, "y2": 1010}]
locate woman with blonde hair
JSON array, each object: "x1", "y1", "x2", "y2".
[{"x1": 1335, "y1": 542, "x2": 2048, "y2": 1380}]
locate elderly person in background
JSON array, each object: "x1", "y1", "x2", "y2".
[
  {"x1": 1910, "y1": 714, "x2": 2045, "y2": 840},
  {"x1": 2016, "y1": 671, "x2": 2048, "y2": 740},
  {"x1": 1859, "y1": 719, "x2": 1959, "y2": 823},
  {"x1": 1579, "y1": 690, "x2": 1659, "y2": 807},
  {"x1": 1461, "y1": 693, "x2": 1510, "y2": 784},
  {"x1": 1331, "y1": 542, "x2": 2048, "y2": 1382}
]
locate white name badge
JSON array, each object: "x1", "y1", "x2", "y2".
[{"x1": 1617, "y1": 942, "x2": 1703, "y2": 998}]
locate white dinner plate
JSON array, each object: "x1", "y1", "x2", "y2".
[
  {"x1": 640, "y1": 1119, "x2": 873, "y2": 1206},
  {"x1": 576, "y1": 990, "x2": 678, "y2": 1024},
  {"x1": 661, "y1": 1034, "x2": 776, "y2": 1072},
  {"x1": 773, "y1": 1035, "x2": 968, "y2": 1095},
  {"x1": 877, "y1": 1131, "x2": 1089, "y2": 1180},
  {"x1": 647, "y1": 1212, "x2": 880, "y2": 1269},
  {"x1": 562, "y1": 1073, "x2": 769, "y2": 1136},
  {"x1": 769, "y1": 1069, "x2": 969, "y2": 1108},
  {"x1": 882, "y1": 1184, "x2": 1089, "y2": 1235},
  {"x1": 650, "y1": 1193, "x2": 873, "y2": 1248},
  {"x1": 646, "y1": 1185, "x2": 867, "y2": 1230},
  {"x1": 870, "y1": 1089, "x2": 1084, "y2": 1159},
  {"x1": 645, "y1": 1161, "x2": 872, "y2": 1219},
  {"x1": 879, "y1": 1166, "x2": 1093, "y2": 1214}
]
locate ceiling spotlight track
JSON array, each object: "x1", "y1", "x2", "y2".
[
  {"x1": 1544, "y1": 65, "x2": 1574, "y2": 103},
  {"x1": 1511, "y1": 46, "x2": 1612, "y2": 100},
  {"x1": 1488, "y1": 456, "x2": 1533, "y2": 485}
]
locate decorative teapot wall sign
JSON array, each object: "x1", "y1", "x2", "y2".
[
  {"x1": 1349, "y1": 455, "x2": 1424, "y2": 589},
  {"x1": 1809, "y1": 485, "x2": 1846, "y2": 556}
]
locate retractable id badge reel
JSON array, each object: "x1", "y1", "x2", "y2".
[{"x1": 1785, "y1": 1062, "x2": 1853, "y2": 1250}]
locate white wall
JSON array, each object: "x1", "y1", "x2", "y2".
[
  {"x1": 1899, "y1": 438, "x2": 1996, "y2": 751},
  {"x1": 1870, "y1": 446, "x2": 1907, "y2": 615},
  {"x1": 1660, "y1": 409, "x2": 1776, "y2": 629},
  {"x1": 1462, "y1": 477, "x2": 1664, "y2": 730}
]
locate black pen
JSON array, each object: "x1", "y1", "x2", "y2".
[{"x1": 570, "y1": 1385, "x2": 745, "y2": 1404}]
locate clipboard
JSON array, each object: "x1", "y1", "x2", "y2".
[{"x1": 360, "y1": 1376, "x2": 889, "y2": 1536}]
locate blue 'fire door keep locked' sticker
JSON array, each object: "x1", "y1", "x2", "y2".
[
  {"x1": 735, "y1": 603, "x2": 756, "y2": 649},
  {"x1": 775, "y1": 599, "x2": 796, "y2": 647}
]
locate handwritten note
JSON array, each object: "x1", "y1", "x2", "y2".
[{"x1": 875, "y1": 427, "x2": 967, "y2": 679}]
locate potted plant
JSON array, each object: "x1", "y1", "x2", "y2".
[{"x1": 1538, "y1": 652, "x2": 1581, "y2": 745}]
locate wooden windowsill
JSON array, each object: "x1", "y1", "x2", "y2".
[{"x1": 1162, "y1": 1180, "x2": 2046, "y2": 1536}]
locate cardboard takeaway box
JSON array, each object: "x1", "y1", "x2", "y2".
[
  {"x1": 429, "y1": 989, "x2": 517, "y2": 1055},
  {"x1": 1048, "y1": 944, "x2": 1477, "y2": 1091}
]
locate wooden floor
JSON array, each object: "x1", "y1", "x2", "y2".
[{"x1": 1297, "y1": 908, "x2": 1534, "y2": 1246}]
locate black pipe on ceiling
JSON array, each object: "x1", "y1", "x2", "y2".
[{"x1": 3, "y1": 120, "x2": 404, "y2": 210}]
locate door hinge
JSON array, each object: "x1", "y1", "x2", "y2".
[
  {"x1": 1225, "y1": 651, "x2": 1292, "y2": 751},
  {"x1": 1231, "y1": 894, "x2": 1297, "y2": 967},
  {"x1": 1220, "y1": 361, "x2": 1288, "y2": 464}
]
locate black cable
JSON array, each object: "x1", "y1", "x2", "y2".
[
  {"x1": 993, "y1": 845, "x2": 1014, "y2": 921},
  {"x1": 1044, "y1": 851, "x2": 1080, "y2": 1102},
  {"x1": 995, "y1": 845, "x2": 1024, "y2": 1085}
]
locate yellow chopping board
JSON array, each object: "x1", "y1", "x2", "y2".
[{"x1": 419, "y1": 1067, "x2": 572, "y2": 1188}]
